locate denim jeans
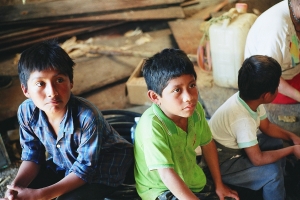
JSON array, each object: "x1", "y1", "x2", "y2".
[
  {"x1": 156, "y1": 190, "x2": 236, "y2": 200},
  {"x1": 219, "y1": 133, "x2": 285, "y2": 200},
  {"x1": 28, "y1": 161, "x2": 118, "y2": 200},
  {"x1": 56, "y1": 184, "x2": 118, "y2": 200}
]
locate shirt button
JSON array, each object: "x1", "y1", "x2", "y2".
[{"x1": 57, "y1": 144, "x2": 60, "y2": 148}]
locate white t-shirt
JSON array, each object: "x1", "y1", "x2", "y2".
[
  {"x1": 245, "y1": 0, "x2": 300, "y2": 80},
  {"x1": 208, "y1": 92, "x2": 267, "y2": 149}
]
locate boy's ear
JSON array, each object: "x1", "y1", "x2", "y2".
[
  {"x1": 147, "y1": 90, "x2": 160, "y2": 104},
  {"x1": 261, "y1": 92, "x2": 272, "y2": 102},
  {"x1": 21, "y1": 84, "x2": 30, "y2": 98}
]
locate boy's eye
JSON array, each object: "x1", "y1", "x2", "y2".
[
  {"x1": 36, "y1": 82, "x2": 44, "y2": 87},
  {"x1": 173, "y1": 88, "x2": 180, "y2": 93},
  {"x1": 57, "y1": 78, "x2": 64, "y2": 83},
  {"x1": 190, "y1": 83, "x2": 196, "y2": 88}
]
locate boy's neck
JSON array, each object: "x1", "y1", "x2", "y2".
[
  {"x1": 174, "y1": 117, "x2": 188, "y2": 132},
  {"x1": 243, "y1": 100, "x2": 261, "y2": 112},
  {"x1": 45, "y1": 108, "x2": 67, "y2": 126},
  {"x1": 46, "y1": 111, "x2": 66, "y2": 136}
]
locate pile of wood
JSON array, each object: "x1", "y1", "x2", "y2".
[
  {"x1": 0, "y1": 0, "x2": 230, "y2": 54},
  {"x1": 0, "y1": 0, "x2": 187, "y2": 54}
]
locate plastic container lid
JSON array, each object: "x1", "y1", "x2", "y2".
[{"x1": 235, "y1": 3, "x2": 248, "y2": 13}]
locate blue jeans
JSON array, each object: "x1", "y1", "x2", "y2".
[
  {"x1": 219, "y1": 134, "x2": 285, "y2": 200},
  {"x1": 28, "y1": 161, "x2": 118, "y2": 200},
  {"x1": 156, "y1": 190, "x2": 236, "y2": 200}
]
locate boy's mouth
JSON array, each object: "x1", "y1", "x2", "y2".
[
  {"x1": 183, "y1": 103, "x2": 196, "y2": 110},
  {"x1": 48, "y1": 98, "x2": 61, "y2": 104}
]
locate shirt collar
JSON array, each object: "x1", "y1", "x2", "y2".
[
  {"x1": 151, "y1": 103, "x2": 201, "y2": 135},
  {"x1": 237, "y1": 92, "x2": 259, "y2": 120},
  {"x1": 30, "y1": 94, "x2": 74, "y2": 134},
  {"x1": 61, "y1": 94, "x2": 75, "y2": 134}
]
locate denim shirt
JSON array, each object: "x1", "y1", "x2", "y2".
[{"x1": 17, "y1": 95, "x2": 133, "y2": 186}]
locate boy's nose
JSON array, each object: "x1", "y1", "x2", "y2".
[
  {"x1": 183, "y1": 90, "x2": 193, "y2": 102},
  {"x1": 47, "y1": 84, "x2": 58, "y2": 97}
]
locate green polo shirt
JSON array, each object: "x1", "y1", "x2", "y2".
[{"x1": 134, "y1": 102, "x2": 212, "y2": 200}]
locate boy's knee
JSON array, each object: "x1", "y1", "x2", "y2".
[{"x1": 264, "y1": 161, "x2": 284, "y2": 181}]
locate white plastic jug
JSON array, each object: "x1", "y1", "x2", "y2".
[{"x1": 209, "y1": 3, "x2": 257, "y2": 88}]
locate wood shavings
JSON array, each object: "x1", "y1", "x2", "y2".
[
  {"x1": 60, "y1": 36, "x2": 77, "y2": 52},
  {"x1": 135, "y1": 34, "x2": 152, "y2": 45},
  {"x1": 278, "y1": 115, "x2": 297, "y2": 123},
  {"x1": 252, "y1": 8, "x2": 261, "y2": 15},
  {"x1": 124, "y1": 28, "x2": 143, "y2": 37},
  {"x1": 0, "y1": 176, "x2": 10, "y2": 186},
  {"x1": 10, "y1": 36, "x2": 196, "y2": 62},
  {"x1": 120, "y1": 34, "x2": 153, "y2": 50}
]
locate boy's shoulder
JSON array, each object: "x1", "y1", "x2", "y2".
[
  {"x1": 216, "y1": 92, "x2": 240, "y2": 111},
  {"x1": 69, "y1": 96, "x2": 113, "y2": 127},
  {"x1": 18, "y1": 98, "x2": 37, "y2": 114},
  {"x1": 18, "y1": 98, "x2": 40, "y2": 125},
  {"x1": 70, "y1": 95, "x2": 101, "y2": 117}
]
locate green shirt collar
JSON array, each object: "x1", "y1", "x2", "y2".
[{"x1": 151, "y1": 103, "x2": 201, "y2": 135}]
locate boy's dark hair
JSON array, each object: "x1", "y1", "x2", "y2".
[
  {"x1": 18, "y1": 40, "x2": 75, "y2": 89},
  {"x1": 142, "y1": 48, "x2": 197, "y2": 96},
  {"x1": 238, "y1": 55, "x2": 282, "y2": 100}
]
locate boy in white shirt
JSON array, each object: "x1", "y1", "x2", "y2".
[{"x1": 209, "y1": 55, "x2": 300, "y2": 200}]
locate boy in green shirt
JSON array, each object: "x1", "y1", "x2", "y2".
[{"x1": 134, "y1": 48, "x2": 239, "y2": 200}]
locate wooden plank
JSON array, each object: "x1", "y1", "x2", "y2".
[
  {"x1": 83, "y1": 82, "x2": 130, "y2": 111},
  {"x1": 0, "y1": 22, "x2": 125, "y2": 53},
  {"x1": 0, "y1": 26, "x2": 55, "y2": 41},
  {"x1": 72, "y1": 29, "x2": 175, "y2": 95},
  {"x1": 169, "y1": 0, "x2": 229, "y2": 55},
  {"x1": 168, "y1": 18, "x2": 204, "y2": 55},
  {"x1": 47, "y1": 6, "x2": 185, "y2": 22},
  {"x1": 181, "y1": 0, "x2": 200, "y2": 7},
  {"x1": 183, "y1": 0, "x2": 224, "y2": 18},
  {"x1": 0, "y1": 0, "x2": 184, "y2": 23},
  {"x1": 71, "y1": 56, "x2": 139, "y2": 95},
  {"x1": 0, "y1": 25, "x2": 75, "y2": 46},
  {"x1": 187, "y1": 0, "x2": 229, "y2": 20}
]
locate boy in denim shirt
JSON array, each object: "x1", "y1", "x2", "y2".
[{"x1": 3, "y1": 40, "x2": 133, "y2": 200}]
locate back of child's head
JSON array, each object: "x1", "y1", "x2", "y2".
[
  {"x1": 238, "y1": 55, "x2": 282, "y2": 100},
  {"x1": 18, "y1": 39, "x2": 74, "y2": 89},
  {"x1": 142, "y1": 48, "x2": 196, "y2": 96}
]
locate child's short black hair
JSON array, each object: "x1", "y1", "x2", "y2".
[
  {"x1": 142, "y1": 48, "x2": 197, "y2": 96},
  {"x1": 18, "y1": 40, "x2": 75, "y2": 89},
  {"x1": 238, "y1": 55, "x2": 282, "y2": 100}
]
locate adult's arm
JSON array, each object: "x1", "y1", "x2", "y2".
[{"x1": 278, "y1": 77, "x2": 300, "y2": 102}]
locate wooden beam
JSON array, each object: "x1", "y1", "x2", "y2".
[
  {"x1": 47, "y1": 6, "x2": 185, "y2": 22},
  {"x1": 168, "y1": 19, "x2": 204, "y2": 55},
  {"x1": 0, "y1": 0, "x2": 184, "y2": 23},
  {"x1": 0, "y1": 22, "x2": 124, "y2": 53}
]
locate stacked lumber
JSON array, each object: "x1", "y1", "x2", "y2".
[{"x1": 0, "y1": 0, "x2": 185, "y2": 54}]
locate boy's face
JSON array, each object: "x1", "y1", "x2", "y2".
[
  {"x1": 21, "y1": 68, "x2": 73, "y2": 116},
  {"x1": 155, "y1": 74, "x2": 198, "y2": 123}
]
